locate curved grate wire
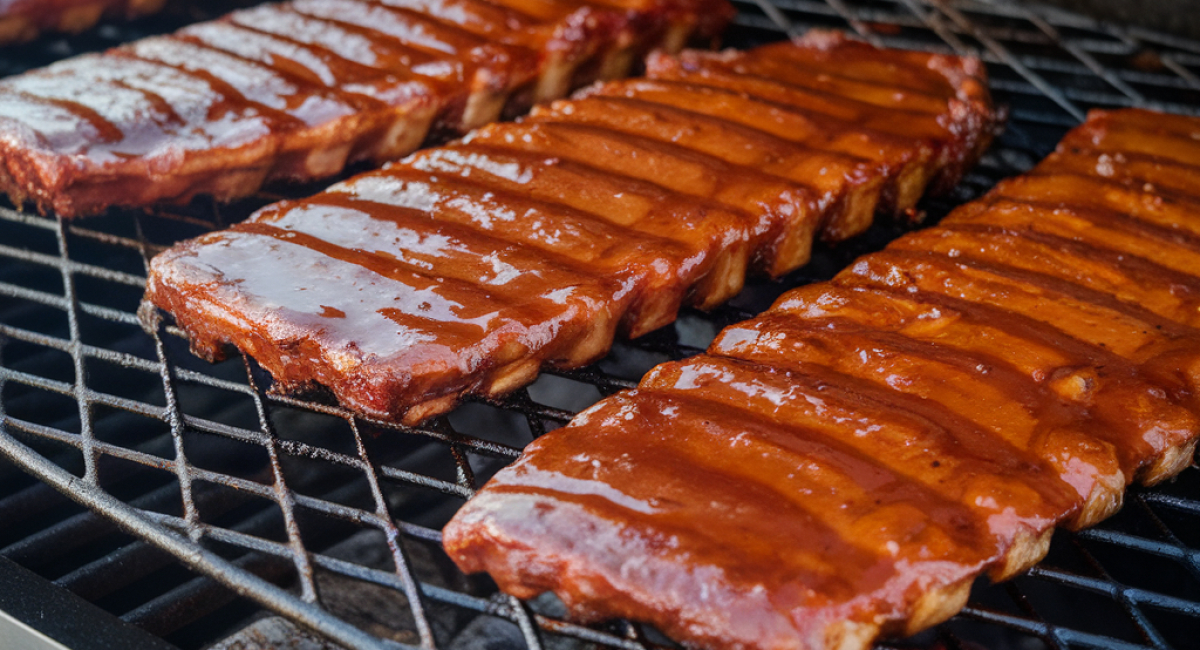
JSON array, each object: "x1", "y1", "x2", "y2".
[{"x1": 1, "y1": 1, "x2": 1199, "y2": 649}]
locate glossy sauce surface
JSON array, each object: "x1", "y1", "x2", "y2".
[
  {"x1": 0, "y1": 0, "x2": 734, "y2": 217},
  {"x1": 443, "y1": 108, "x2": 1200, "y2": 650},
  {"x1": 146, "y1": 33, "x2": 994, "y2": 425}
]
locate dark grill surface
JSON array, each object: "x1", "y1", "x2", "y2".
[{"x1": 1, "y1": 1, "x2": 1199, "y2": 649}]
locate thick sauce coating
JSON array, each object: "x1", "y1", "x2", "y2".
[
  {"x1": 443, "y1": 108, "x2": 1200, "y2": 650},
  {"x1": 145, "y1": 33, "x2": 996, "y2": 425},
  {"x1": 0, "y1": 0, "x2": 733, "y2": 217}
]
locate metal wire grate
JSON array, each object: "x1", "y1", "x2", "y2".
[{"x1": 1, "y1": 1, "x2": 1199, "y2": 649}]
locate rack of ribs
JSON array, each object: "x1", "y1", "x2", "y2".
[
  {"x1": 143, "y1": 33, "x2": 997, "y2": 425},
  {"x1": 0, "y1": 0, "x2": 165, "y2": 45},
  {"x1": 442, "y1": 107, "x2": 1200, "y2": 650},
  {"x1": 0, "y1": 0, "x2": 733, "y2": 218}
]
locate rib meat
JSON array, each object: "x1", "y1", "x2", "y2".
[
  {"x1": 442, "y1": 107, "x2": 1200, "y2": 650},
  {"x1": 0, "y1": 0, "x2": 732, "y2": 218},
  {"x1": 0, "y1": 0, "x2": 164, "y2": 45},
  {"x1": 144, "y1": 33, "x2": 996, "y2": 424}
]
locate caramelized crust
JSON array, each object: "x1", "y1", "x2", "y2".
[
  {"x1": 443, "y1": 108, "x2": 1200, "y2": 650},
  {"x1": 0, "y1": 0, "x2": 165, "y2": 45},
  {"x1": 0, "y1": 0, "x2": 733, "y2": 218},
  {"x1": 144, "y1": 34, "x2": 995, "y2": 424}
]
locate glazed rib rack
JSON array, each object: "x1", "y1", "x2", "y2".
[
  {"x1": 142, "y1": 33, "x2": 995, "y2": 427},
  {"x1": 0, "y1": 1, "x2": 1199, "y2": 650},
  {"x1": 0, "y1": 0, "x2": 731, "y2": 218},
  {"x1": 0, "y1": 0, "x2": 166, "y2": 45}
]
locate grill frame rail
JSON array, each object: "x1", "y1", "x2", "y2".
[{"x1": 2, "y1": 1, "x2": 1200, "y2": 649}]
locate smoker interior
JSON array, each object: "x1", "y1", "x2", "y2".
[{"x1": 0, "y1": 1, "x2": 1199, "y2": 649}]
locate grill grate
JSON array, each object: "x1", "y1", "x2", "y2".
[{"x1": 2, "y1": 1, "x2": 1200, "y2": 649}]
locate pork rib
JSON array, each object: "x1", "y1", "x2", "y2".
[
  {"x1": 143, "y1": 33, "x2": 995, "y2": 425},
  {"x1": 0, "y1": 0, "x2": 164, "y2": 45},
  {"x1": 442, "y1": 107, "x2": 1200, "y2": 650},
  {"x1": 0, "y1": 0, "x2": 732, "y2": 217}
]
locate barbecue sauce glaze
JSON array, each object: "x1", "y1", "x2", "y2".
[
  {"x1": 0, "y1": 0, "x2": 734, "y2": 216},
  {"x1": 443, "y1": 108, "x2": 1200, "y2": 650},
  {"x1": 145, "y1": 34, "x2": 996, "y2": 425}
]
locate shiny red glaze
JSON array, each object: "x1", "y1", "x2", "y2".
[
  {"x1": 145, "y1": 33, "x2": 994, "y2": 425},
  {"x1": 444, "y1": 108, "x2": 1200, "y2": 650},
  {"x1": 0, "y1": 0, "x2": 733, "y2": 217}
]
